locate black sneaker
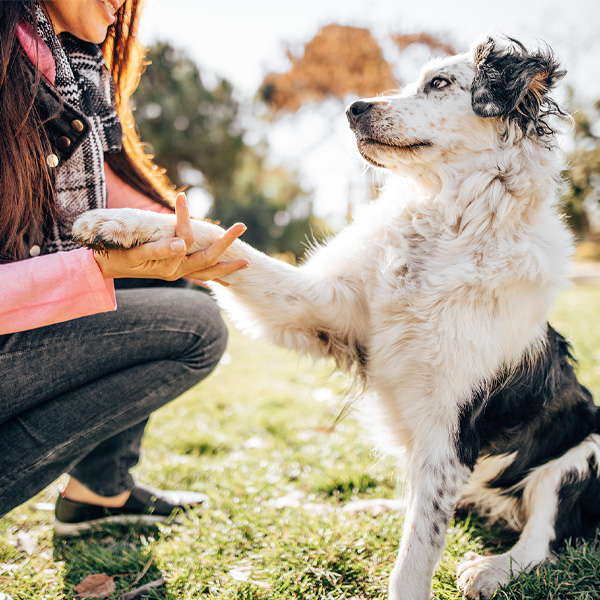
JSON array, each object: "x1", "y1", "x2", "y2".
[{"x1": 54, "y1": 483, "x2": 208, "y2": 536}]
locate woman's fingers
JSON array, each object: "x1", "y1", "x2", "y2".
[
  {"x1": 185, "y1": 222, "x2": 246, "y2": 269},
  {"x1": 93, "y1": 237, "x2": 187, "y2": 279},
  {"x1": 174, "y1": 193, "x2": 195, "y2": 249},
  {"x1": 127, "y1": 237, "x2": 188, "y2": 262}
]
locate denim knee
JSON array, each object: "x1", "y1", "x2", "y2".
[{"x1": 176, "y1": 290, "x2": 228, "y2": 377}]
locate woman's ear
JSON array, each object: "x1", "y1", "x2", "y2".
[{"x1": 470, "y1": 37, "x2": 566, "y2": 132}]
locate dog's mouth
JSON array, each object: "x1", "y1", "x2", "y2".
[{"x1": 356, "y1": 138, "x2": 433, "y2": 167}]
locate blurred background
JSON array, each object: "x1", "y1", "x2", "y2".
[{"x1": 135, "y1": 0, "x2": 600, "y2": 259}]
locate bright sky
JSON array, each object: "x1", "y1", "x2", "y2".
[{"x1": 138, "y1": 0, "x2": 600, "y2": 220}]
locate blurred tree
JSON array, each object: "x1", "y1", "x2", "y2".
[
  {"x1": 209, "y1": 145, "x2": 330, "y2": 256},
  {"x1": 133, "y1": 42, "x2": 329, "y2": 255},
  {"x1": 261, "y1": 24, "x2": 396, "y2": 112},
  {"x1": 563, "y1": 97, "x2": 600, "y2": 241},
  {"x1": 391, "y1": 32, "x2": 456, "y2": 56},
  {"x1": 260, "y1": 24, "x2": 456, "y2": 113},
  {"x1": 133, "y1": 42, "x2": 243, "y2": 215}
]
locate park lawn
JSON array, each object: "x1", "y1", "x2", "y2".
[{"x1": 1, "y1": 284, "x2": 600, "y2": 599}]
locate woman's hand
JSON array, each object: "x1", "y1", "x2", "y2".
[{"x1": 93, "y1": 193, "x2": 249, "y2": 282}]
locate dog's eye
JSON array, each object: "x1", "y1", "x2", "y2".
[{"x1": 431, "y1": 77, "x2": 451, "y2": 89}]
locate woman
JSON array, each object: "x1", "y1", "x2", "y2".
[{"x1": 0, "y1": 0, "x2": 249, "y2": 534}]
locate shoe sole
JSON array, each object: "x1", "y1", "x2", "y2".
[{"x1": 54, "y1": 513, "x2": 170, "y2": 536}]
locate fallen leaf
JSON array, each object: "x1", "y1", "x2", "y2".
[{"x1": 75, "y1": 573, "x2": 116, "y2": 598}]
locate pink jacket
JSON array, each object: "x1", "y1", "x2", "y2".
[{"x1": 1, "y1": 25, "x2": 173, "y2": 336}]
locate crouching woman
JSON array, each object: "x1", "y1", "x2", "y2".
[{"x1": 0, "y1": 0, "x2": 248, "y2": 534}]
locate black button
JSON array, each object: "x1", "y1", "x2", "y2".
[
  {"x1": 56, "y1": 136, "x2": 72, "y2": 151},
  {"x1": 71, "y1": 119, "x2": 84, "y2": 133}
]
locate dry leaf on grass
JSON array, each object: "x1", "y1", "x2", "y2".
[{"x1": 74, "y1": 573, "x2": 116, "y2": 598}]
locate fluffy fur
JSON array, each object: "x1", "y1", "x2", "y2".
[{"x1": 73, "y1": 36, "x2": 600, "y2": 600}]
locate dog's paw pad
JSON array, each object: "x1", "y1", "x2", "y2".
[
  {"x1": 72, "y1": 210, "x2": 143, "y2": 251},
  {"x1": 456, "y1": 553, "x2": 510, "y2": 600}
]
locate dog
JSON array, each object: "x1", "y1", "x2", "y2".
[{"x1": 72, "y1": 36, "x2": 600, "y2": 600}]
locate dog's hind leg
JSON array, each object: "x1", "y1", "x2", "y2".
[
  {"x1": 456, "y1": 433, "x2": 600, "y2": 600},
  {"x1": 388, "y1": 426, "x2": 472, "y2": 600}
]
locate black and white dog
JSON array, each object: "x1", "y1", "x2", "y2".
[{"x1": 73, "y1": 36, "x2": 600, "y2": 600}]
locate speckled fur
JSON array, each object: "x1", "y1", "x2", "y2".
[{"x1": 72, "y1": 37, "x2": 599, "y2": 600}]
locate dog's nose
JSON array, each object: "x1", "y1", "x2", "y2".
[{"x1": 346, "y1": 101, "x2": 374, "y2": 126}]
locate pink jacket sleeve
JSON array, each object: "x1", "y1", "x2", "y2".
[{"x1": 0, "y1": 248, "x2": 116, "y2": 335}]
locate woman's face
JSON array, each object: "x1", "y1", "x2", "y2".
[{"x1": 42, "y1": 0, "x2": 125, "y2": 44}]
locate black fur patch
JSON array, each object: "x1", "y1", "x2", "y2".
[
  {"x1": 471, "y1": 37, "x2": 567, "y2": 137},
  {"x1": 552, "y1": 462, "x2": 600, "y2": 551},
  {"x1": 457, "y1": 325, "x2": 598, "y2": 484}
]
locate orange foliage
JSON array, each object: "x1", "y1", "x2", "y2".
[
  {"x1": 391, "y1": 32, "x2": 456, "y2": 56},
  {"x1": 261, "y1": 25, "x2": 457, "y2": 113},
  {"x1": 262, "y1": 24, "x2": 397, "y2": 112}
]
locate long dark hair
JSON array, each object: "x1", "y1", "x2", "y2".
[{"x1": 0, "y1": 0, "x2": 175, "y2": 263}]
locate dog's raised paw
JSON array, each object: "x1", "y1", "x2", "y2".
[
  {"x1": 72, "y1": 210, "x2": 136, "y2": 251},
  {"x1": 456, "y1": 552, "x2": 511, "y2": 600},
  {"x1": 72, "y1": 208, "x2": 174, "y2": 252}
]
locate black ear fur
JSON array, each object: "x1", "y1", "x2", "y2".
[{"x1": 471, "y1": 37, "x2": 567, "y2": 136}]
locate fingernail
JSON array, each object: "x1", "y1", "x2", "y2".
[
  {"x1": 170, "y1": 239, "x2": 186, "y2": 253},
  {"x1": 178, "y1": 193, "x2": 188, "y2": 207}
]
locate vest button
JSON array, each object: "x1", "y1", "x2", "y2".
[
  {"x1": 71, "y1": 119, "x2": 84, "y2": 132},
  {"x1": 29, "y1": 245, "x2": 41, "y2": 257},
  {"x1": 56, "y1": 136, "x2": 72, "y2": 152},
  {"x1": 46, "y1": 153, "x2": 59, "y2": 168}
]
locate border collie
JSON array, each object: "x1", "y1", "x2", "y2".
[{"x1": 73, "y1": 36, "x2": 600, "y2": 600}]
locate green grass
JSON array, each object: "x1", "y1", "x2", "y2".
[{"x1": 2, "y1": 285, "x2": 600, "y2": 599}]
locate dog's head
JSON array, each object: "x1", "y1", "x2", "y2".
[{"x1": 347, "y1": 36, "x2": 566, "y2": 178}]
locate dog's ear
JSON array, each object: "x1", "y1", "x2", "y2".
[{"x1": 471, "y1": 37, "x2": 566, "y2": 135}]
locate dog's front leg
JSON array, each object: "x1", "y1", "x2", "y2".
[
  {"x1": 72, "y1": 208, "x2": 368, "y2": 363},
  {"x1": 388, "y1": 428, "x2": 472, "y2": 600}
]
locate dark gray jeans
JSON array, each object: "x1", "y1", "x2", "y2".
[{"x1": 0, "y1": 285, "x2": 227, "y2": 517}]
